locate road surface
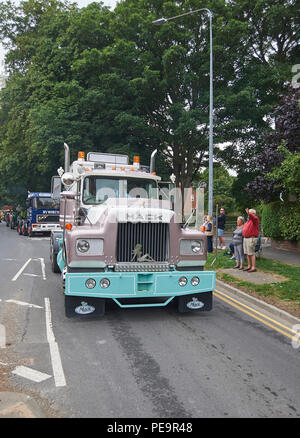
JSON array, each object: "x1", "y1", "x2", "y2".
[{"x1": 0, "y1": 222, "x2": 299, "y2": 418}]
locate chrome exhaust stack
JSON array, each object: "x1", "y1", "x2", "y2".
[
  {"x1": 150, "y1": 149, "x2": 157, "y2": 174},
  {"x1": 64, "y1": 142, "x2": 70, "y2": 173}
]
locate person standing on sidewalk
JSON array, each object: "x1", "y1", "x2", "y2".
[
  {"x1": 205, "y1": 215, "x2": 214, "y2": 253},
  {"x1": 217, "y1": 207, "x2": 226, "y2": 249},
  {"x1": 232, "y1": 216, "x2": 245, "y2": 269},
  {"x1": 242, "y1": 208, "x2": 260, "y2": 272}
]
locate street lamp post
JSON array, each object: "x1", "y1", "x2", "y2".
[{"x1": 153, "y1": 8, "x2": 214, "y2": 215}]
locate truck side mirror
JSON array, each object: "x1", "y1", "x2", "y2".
[
  {"x1": 25, "y1": 199, "x2": 31, "y2": 208},
  {"x1": 51, "y1": 176, "x2": 62, "y2": 199}
]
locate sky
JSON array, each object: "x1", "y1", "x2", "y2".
[
  {"x1": 0, "y1": 1, "x2": 118, "y2": 74},
  {"x1": 77, "y1": 0, "x2": 117, "y2": 7}
]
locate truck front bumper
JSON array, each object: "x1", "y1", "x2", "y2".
[
  {"x1": 32, "y1": 223, "x2": 61, "y2": 232},
  {"x1": 65, "y1": 270, "x2": 216, "y2": 307}
]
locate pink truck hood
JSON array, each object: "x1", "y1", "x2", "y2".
[{"x1": 85, "y1": 198, "x2": 175, "y2": 225}]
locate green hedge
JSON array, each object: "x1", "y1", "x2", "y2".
[{"x1": 262, "y1": 202, "x2": 300, "y2": 242}]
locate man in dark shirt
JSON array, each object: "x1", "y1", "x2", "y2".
[{"x1": 217, "y1": 207, "x2": 226, "y2": 249}]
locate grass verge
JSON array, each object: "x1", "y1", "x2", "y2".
[{"x1": 205, "y1": 252, "x2": 300, "y2": 318}]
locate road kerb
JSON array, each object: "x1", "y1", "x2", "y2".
[{"x1": 215, "y1": 279, "x2": 300, "y2": 327}]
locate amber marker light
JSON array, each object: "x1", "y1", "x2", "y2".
[
  {"x1": 78, "y1": 151, "x2": 85, "y2": 160},
  {"x1": 133, "y1": 156, "x2": 140, "y2": 163},
  {"x1": 65, "y1": 223, "x2": 73, "y2": 230}
]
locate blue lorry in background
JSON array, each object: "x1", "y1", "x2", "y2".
[{"x1": 18, "y1": 192, "x2": 61, "y2": 237}]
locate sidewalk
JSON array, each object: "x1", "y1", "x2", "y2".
[
  {"x1": 260, "y1": 246, "x2": 300, "y2": 267},
  {"x1": 222, "y1": 235, "x2": 300, "y2": 267}
]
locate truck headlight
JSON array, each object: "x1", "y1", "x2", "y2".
[
  {"x1": 178, "y1": 276, "x2": 188, "y2": 287},
  {"x1": 76, "y1": 238, "x2": 104, "y2": 255},
  {"x1": 77, "y1": 239, "x2": 90, "y2": 253},
  {"x1": 180, "y1": 239, "x2": 204, "y2": 255},
  {"x1": 85, "y1": 278, "x2": 96, "y2": 289},
  {"x1": 191, "y1": 241, "x2": 202, "y2": 253},
  {"x1": 191, "y1": 276, "x2": 200, "y2": 286},
  {"x1": 100, "y1": 278, "x2": 110, "y2": 289}
]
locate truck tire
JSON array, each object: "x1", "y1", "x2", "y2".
[
  {"x1": 65, "y1": 296, "x2": 105, "y2": 318},
  {"x1": 50, "y1": 233, "x2": 61, "y2": 273},
  {"x1": 27, "y1": 225, "x2": 34, "y2": 237},
  {"x1": 22, "y1": 223, "x2": 28, "y2": 236},
  {"x1": 177, "y1": 291, "x2": 213, "y2": 313},
  {"x1": 18, "y1": 222, "x2": 23, "y2": 235},
  {"x1": 52, "y1": 252, "x2": 60, "y2": 273},
  {"x1": 50, "y1": 247, "x2": 60, "y2": 273}
]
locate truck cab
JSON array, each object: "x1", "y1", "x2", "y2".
[
  {"x1": 53, "y1": 145, "x2": 216, "y2": 317},
  {"x1": 18, "y1": 192, "x2": 60, "y2": 237}
]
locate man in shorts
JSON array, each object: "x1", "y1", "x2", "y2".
[{"x1": 242, "y1": 208, "x2": 260, "y2": 272}]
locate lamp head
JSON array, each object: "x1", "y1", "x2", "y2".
[{"x1": 152, "y1": 17, "x2": 168, "y2": 25}]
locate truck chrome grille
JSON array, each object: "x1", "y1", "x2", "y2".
[
  {"x1": 117, "y1": 223, "x2": 169, "y2": 263},
  {"x1": 115, "y1": 262, "x2": 169, "y2": 272},
  {"x1": 37, "y1": 215, "x2": 59, "y2": 223}
]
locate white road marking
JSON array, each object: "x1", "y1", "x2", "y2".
[
  {"x1": 44, "y1": 298, "x2": 66, "y2": 387},
  {"x1": 12, "y1": 366, "x2": 52, "y2": 383},
  {"x1": 2, "y1": 258, "x2": 17, "y2": 261},
  {"x1": 11, "y1": 258, "x2": 32, "y2": 281},
  {"x1": 5, "y1": 300, "x2": 43, "y2": 309},
  {"x1": 39, "y1": 258, "x2": 46, "y2": 280},
  {"x1": 97, "y1": 340, "x2": 107, "y2": 345},
  {"x1": 24, "y1": 273, "x2": 41, "y2": 278}
]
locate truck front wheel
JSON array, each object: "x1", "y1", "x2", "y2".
[
  {"x1": 50, "y1": 248, "x2": 60, "y2": 273},
  {"x1": 65, "y1": 296, "x2": 105, "y2": 318}
]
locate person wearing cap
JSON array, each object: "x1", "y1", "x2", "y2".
[{"x1": 242, "y1": 208, "x2": 260, "y2": 272}]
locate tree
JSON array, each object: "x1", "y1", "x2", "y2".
[
  {"x1": 194, "y1": 165, "x2": 236, "y2": 213},
  {"x1": 246, "y1": 87, "x2": 300, "y2": 203},
  {"x1": 0, "y1": 0, "x2": 298, "y2": 206}
]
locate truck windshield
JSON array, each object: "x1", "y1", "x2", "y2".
[
  {"x1": 33, "y1": 198, "x2": 60, "y2": 209},
  {"x1": 83, "y1": 176, "x2": 157, "y2": 205}
]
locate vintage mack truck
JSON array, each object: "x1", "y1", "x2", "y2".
[{"x1": 51, "y1": 143, "x2": 216, "y2": 317}]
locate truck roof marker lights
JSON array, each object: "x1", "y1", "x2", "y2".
[{"x1": 78, "y1": 151, "x2": 85, "y2": 161}]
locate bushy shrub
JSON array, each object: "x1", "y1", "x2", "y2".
[
  {"x1": 262, "y1": 202, "x2": 300, "y2": 241},
  {"x1": 261, "y1": 203, "x2": 282, "y2": 239}
]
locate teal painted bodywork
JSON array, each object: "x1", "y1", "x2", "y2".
[
  {"x1": 57, "y1": 243, "x2": 65, "y2": 272},
  {"x1": 58, "y1": 236, "x2": 216, "y2": 308},
  {"x1": 65, "y1": 270, "x2": 216, "y2": 307}
]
